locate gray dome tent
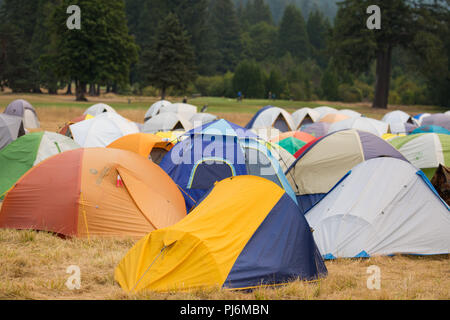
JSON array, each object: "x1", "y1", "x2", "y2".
[
  {"x1": 4, "y1": 99, "x2": 40, "y2": 130},
  {"x1": 0, "y1": 114, "x2": 25, "y2": 150}
]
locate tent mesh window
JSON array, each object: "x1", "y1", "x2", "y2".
[{"x1": 188, "y1": 160, "x2": 234, "y2": 190}]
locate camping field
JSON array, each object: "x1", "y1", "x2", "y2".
[{"x1": 0, "y1": 92, "x2": 449, "y2": 300}]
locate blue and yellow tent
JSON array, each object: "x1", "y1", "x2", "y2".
[
  {"x1": 115, "y1": 176, "x2": 327, "y2": 293},
  {"x1": 160, "y1": 119, "x2": 297, "y2": 211}
]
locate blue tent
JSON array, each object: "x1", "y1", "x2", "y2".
[
  {"x1": 160, "y1": 119, "x2": 297, "y2": 211},
  {"x1": 411, "y1": 125, "x2": 450, "y2": 135}
]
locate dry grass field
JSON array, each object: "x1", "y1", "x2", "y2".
[
  {"x1": 0, "y1": 92, "x2": 449, "y2": 300},
  {"x1": 0, "y1": 229, "x2": 448, "y2": 300}
]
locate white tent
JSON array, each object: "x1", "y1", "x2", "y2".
[
  {"x1": 389, "y1": 122, "x2": 417, "y2": 134},
  {"x1": 83, "y1": 103, "x2": 116, "y2": 117},
  {"x1": 142, "y1": 112, "x2": 193, "y2": 134},
  {"x1": 33, "y1": 132, "x2": 81, "y2": 165},
  {"x1": 189, "y1": 113, "x2": 218, "y2": 127},
  {"x1": 382, "y1": 110, "x2": 418, "y2": 126},
  {"x1": 292, "y1": 108, "x2": 321, "y2": 129},
  {"x1": 338, "y1": 109, "x2": 362, "y2": 118},
  {"x1": 248, "y1": 107, "x2": 295, "y2": 132},
  {"x1": 159, "y1": 103, "x2": 197, "y2": 119},
  {"x1": 306, "y1": 157, "x2": 450, "y2": 259},
  {"x1": 144, "y1": 100, "x2": 172, "y2": 121},
  {"x1": 328, "y1": 117, "x2": 389, "y2": 137},
  {"x1": 414, "y1": 113, "x2": 431, "y2": 125},
  {"x1": 314, "y1": 106, "x2": 337, "y2": 117},
  {"x1": 70, "y1": 112, "x2": 139, "y2": 147},
  {"x1": 251, "y1": 127, "x2": 282, "y2": 142},
  {"x1": 445, "y1": 111, "x2": 450, "y2": 117}
]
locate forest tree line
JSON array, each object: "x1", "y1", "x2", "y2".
[{"x1": 0, "y1": 0, "x2": 448, "y2": 108}]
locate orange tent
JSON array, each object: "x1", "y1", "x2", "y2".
[
  {"x1": 270, "y1": 131, "x2": 316, "y2": 144},
  {"x1": 0, "y1": 148, "x2": 186, "y2": 238},
  {"x1": 319, "y1": 113, "x2": 350, "y2": 124},
  {"x1": 107, "y1": 133, "x2": 174, "y2": 164}
]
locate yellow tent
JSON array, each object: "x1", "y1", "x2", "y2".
[{"x1": 115, "y1": 176, "x2": 327, "y2": 293}]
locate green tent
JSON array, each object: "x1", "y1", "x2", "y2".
[
  {"x1": 389, "y1": 133, "x2": 450, "y2": 179},
  {"x1": 0, "y1": 132, "x2": 80, "y2": 198},
  {"x1": 277, "y1": 137, "x2": 307, "y2": 155}
]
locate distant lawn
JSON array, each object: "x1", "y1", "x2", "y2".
[{"x1": 0, "y1": 92, "x2": 447, "y2": 120}]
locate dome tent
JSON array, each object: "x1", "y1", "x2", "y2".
[
  {"x1": 83, "y1": 103, "x2": 116, "y2": 116},
  {"x1": 0, "y1": 132, "x2": 80, "y2": 198},
  {"x1": 411, "y1": 125, "x2": 450, "y2": 135},
  {"x1": 159, "y1": 119, "x2": 297, "y2": 211},
  {"x1": 306, "y1": 158, "x2": 450, "y2": 259},
  {"x1": 292, "y1": 108, "x2": 321, "y2": 129},
  {"x1": 381, "y1": 110, "x2": 418, "y2": 126},
  {"x1": 328, "y1": 117, "x2": 388, "y2": 137},
  {"x1": 271, "y1": 132, "x2": 316, "y2": 156},
  {"x1": 59, "y1": 114, "x2": 94, "y2": 137},
  {"x1": 246, "y1": 106, "x2": 295, "y2": 132},
  {"x1": 338, "y1": 109, "x2": 361, "y2": 118},
  {"x1": 413, "y1": 113, "x2": 431, "y2": 125},
  {"x1": 389, "y1": 122, "x2": 418, "y2": 135},
  {"x1": 144, "y1": 100, "x2": 172, "y2": 121},
  {"x1": 115, "y1": 176, "x2": 327, "y2": 293},
  {"x1": 4, "y1": 99, "x2": 40, "y2": 130},
  {"x1": 142, "y1": 112, "x2": 193, "y2": 134},
  {"x1": 421, "y1": 114, "x2": 450, "y2": 131},
  {"x1": 300, "y1": 122, "x2": 330, "y2": 138},
  {"x1": 0, "y1": 148, "x2": 186, "y2": 238},
  {"x1": 314, "y1": 106, "x2": 337, "y2": 117},
  {"x1": 107, "y1": 133, "x2": 174, "y2": 165},
  {"x1": 159, "y1": 103, "x2": 197, "y2": 119},
  {"x1": 0, "y1": 114, "x2": 25, "y2": 150},
  {"x1": 319, "y1": 113, "x2": 350, "y2": 124},
  {"x1": 285, "y1": 129, "x2": 408, "y2": 214},
  {"x1": 389, "y1": 133, "x2": 449, "y2": 179},
  {"x1": 189, "y1": 113, "x2": 218, "y2": 126},
  {"x1": 70, "y1": 112, "x2": 139, "y2": 147}
]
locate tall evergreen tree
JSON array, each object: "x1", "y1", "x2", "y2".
[
  {"x1": 307, "y1": 9, "x2": 331, "y2": 68},
  {"x1": 331, "y1": 0, "x2": 447, "y2": 109},
  {"x1": 277, "y1": 4, "x2": 310, "y2": 62},
  {"x1": 244, "y1": 0, "x2": 273, "y2": 26},
  {"x1": 233, "y1": 60, "x2": 265, "y2": 98},
  {"x1": 209, "y1": 0, "x2": 242, "y2": 73},
  {"x1": 142, "y1": 13, "x2": 196, "y2": 99},
  {"x1": 0, "y1": 0, "x2": 40, "y2": 92},
  {"x1": 46, "y1": 0, "x2": 138, "y2": 101}
]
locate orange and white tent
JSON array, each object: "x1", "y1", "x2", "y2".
[{"x1": 0, "y1": 148, "x2": 186, "y2": 238}]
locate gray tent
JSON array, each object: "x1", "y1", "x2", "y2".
[
  {"x1": 4, "y1": 99, "x2": 40, "y2": 129},
  {"x1": 0, "y1": 114, "x2": 25, "y2": 150}
]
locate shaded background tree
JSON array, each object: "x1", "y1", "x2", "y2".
[{"x1": 142, "y1": 13, "x2": 196, "y2": 100}]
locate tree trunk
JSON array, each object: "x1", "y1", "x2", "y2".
[
  {"x1": 106, "y1": 85, "x2": 111, "y2": 93},
  {"x1": 161, "y1": 87, "x2": 166, "y2": 100},
  {"x1": 372, "y1": 46, "x2": 392, "y2": 109},
  {"x1": 88, "y1": 83, "x2": 96, "y2": 96},
  {"x1": 75, "y1": 81, "x2": 88, "y2": 101},
  {"x1": 48, "y1": 85, "x2": 58, "y2": 95},
  {"x1": 96, "y1": 84, "x2": 101, "y2": 96},
  {"x1": 66, "y1": 82, "x2": 72, "y2": 95}
]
